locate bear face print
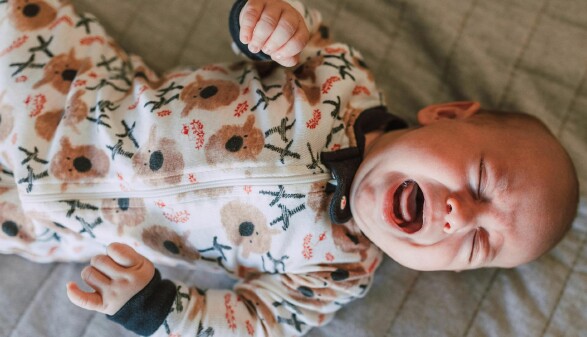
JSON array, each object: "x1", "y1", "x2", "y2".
[
  {"x1": 101, "y1": 198, "x2": 146, "y2": 236},
  {"x1": 180, "y1": 74, "x2": 240, "y2": 116},
  {"x1": 283, "y1": 71, "x2": 321, "y2": 111},
  {"x1": 332, "y1": 221, "x2": 370, "y2": 261},
  {"x1": 141, "y1": 225, "x2": 200, "y2": 262},
  {"x1": 205, "y1": 114, "x2": 264, "y2": 165},
  {"x1": 293, "y1": 55, "x2": 324, "y2": 83},
  {"x1": 62, "y1": 89, "x2": 88, "y2": 131},
  {"x1": 0, "y1": 91, "x2": 15, "y2": 142},
  {"x1": 131, "y1": 125, "x2": 185, "y2": 185},
  {"x1": 306, "y1": 182, "x2": 330, "y2": 222},
  {"x1": 312, "y1": 262, "x2": 370, "y2": 290},
  {"x1": 282, "y1": 55, "x2": 324, "y2": 109},
  {"x1": 34, "y1": 109, "x2": 62, "y2": 141},
  {"x1": 342, "y1": 105, "x2": 362, "y2": 148},
  {"x1": 352, "y1": 56, "x2": 374, "y2": 82},
  {"x1": 33, "y1": 49, "x2": 92, "y2": 95},
  {"x1": 281, "y1": 275, "x2": 337, "y2": 307},
  {"x1": 50, "y1": 137, "x2": 110, "y2": 191},
  {"x1": 220, "y1": 200, "x2": 280, "y2": 259},
  {"x1": 34, "y1": 80, "x2": 88, "y2": 141},
  {"x1": 0, "y1": 202, "x2": 35, "y2": 243},
  {"x1": 238, "y1": 288, "x2": 277, "y2": 328},
  {"x1": 7, "y1": 0, "x2": 57, "y2": 31},
  {"x1": 308, "y1": 25, "x2": 333, "y2": 48}
]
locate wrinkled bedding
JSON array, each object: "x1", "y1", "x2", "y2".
[{"x1": 1, "y1": 0, "x2": 586, "y2": 336}]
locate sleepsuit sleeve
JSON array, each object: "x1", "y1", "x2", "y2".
[{"x1": 108, "y1": 244, "x2": 383, "y2": 336}]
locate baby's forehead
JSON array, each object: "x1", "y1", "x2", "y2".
[{"x1": 471, "y1": 110, "x2": 552, "y2": 134}]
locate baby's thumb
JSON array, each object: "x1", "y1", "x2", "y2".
[{"x1": 66, "y1": 282, "x2": 103, "y2": 312}]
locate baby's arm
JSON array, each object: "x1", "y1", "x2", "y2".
[{"x1": 68, "y1": 243, "x2": 380, "y2": 336}]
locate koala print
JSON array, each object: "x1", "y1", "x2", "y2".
[
  {"x1": 312, "y1": 262, "x2": 370, "y2": 289},
  {"x1": 342, "y1": 105, "x2": 362, "y2": 148},
  {"x1": 281, "y1": 55, "x2": 323, "y2": 110},
  {"x1": 238, "y1": 288, "x2": 277, "y2": 328},
  {"x1": 101, "y1": 198, "x2": 146, "y2": 236},
  {"x1": 131, "y1": 125, "x2": 185, "y2": 185},
  {"x1": 180, "y1": 74, "x2": 240, "y2": 117},
  {"x1": 62, "y1": 90, "x2": 88, "y2": 131},
  {"x1": 34, "y1": 109, "x2": 62, "y2": 141},
  {"x1": 332, "y1": 222, "x2": 370, "y2": 261},
  {"x1": 141, "y1": 225, "x2": 200, "y2": 262},
  {"x1": 50, "y1": 137, "x2": 110, "y2": 191},
  {"x1": 6, "y1": 0, "x2": 57, "y2": 31},
  {"x1": 0, "y1": 202, "x2": 35, "y2": 243},
  {"x1": 186, "y1": 288, "x2": 207, "y2": 321},
  {"x1": 205, "y1": 114, "x2": 264, "y2": 165},
  {"x1": 0, "y1": 91, "x2": 15, "y2": 142},
  {"x1": 33, "y1": 49, "x2": 92, "y2": 95},
  {"x1": 293, "y1": 55, "x2": 324, "y2": 83},
  {"x1": 306, "y1": 182, "x2": 331, "y2": 222},
  {"x1": 281, "y1": 275, "x2": 337, "y2": 307},
  {"x1": 34, "y1": 86, "x2": 87, "y2": 141},
  {"x1": 352, "y1": 56, "x2": 374, "y2": 82},
  {"x1": 220, "y1": 200, "x2": 280, "y2": 258},
  {"x1": 308, "y1": 25, "x2": 333, "y2": 48},
  {"x1": 283, "y1": 71, "x2": 321, "y2": 111}
]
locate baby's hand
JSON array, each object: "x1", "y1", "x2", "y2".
[
  {"x1": 240, "y1": 0, "x2": 309, "y2": 67},
  {"x1": 66, "y1": 243, "x2": 155, "y2": 316}
]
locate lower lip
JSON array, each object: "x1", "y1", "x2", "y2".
[{"x1": 382, "y1": 184, "x2": 401, "y2": 227}]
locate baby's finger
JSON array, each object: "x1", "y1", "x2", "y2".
[
  {"x1": 66, "y1": 282, "x2": 104, "y2": 312},
  {"x1": 273, "y1": 27, "x2": 309, "y2": 60},
  {"x1": 90, "y1": 254, "x2": 126, "y2": 277},
  {"x1": 239, "y1": 0, "x2": 264, "y2": 44},
  {"x1": 274, "y1": 55, "x2": 299, "y2": 68},
  {"x1": 248, "y1": 6, "x2": 283, "y2": 54},
  {"x1": 262, "y1": 11, "x2": 300, "y2": 55},
  {"x1": 107, "y1": 242, "x2": 142, "y2": 268},
  {"x1": 81, "y1": 265, "x2": 111, "y2": 291}
]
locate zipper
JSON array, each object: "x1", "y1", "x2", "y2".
[{"x1": 19, "y1": 172, "x2": 334, "y2": 203}]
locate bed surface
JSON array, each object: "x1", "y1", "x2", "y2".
[{"x1": 1, "y1": 0, "x2": 586, "y2": 336}]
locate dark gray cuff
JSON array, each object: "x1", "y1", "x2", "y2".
[{"x1": 107, "y1": 269, "x2": 176, "y2": 336}]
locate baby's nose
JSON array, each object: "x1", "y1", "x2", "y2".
[{"x1": 442, "y1": 196, "x2": 474, "y2": 233}]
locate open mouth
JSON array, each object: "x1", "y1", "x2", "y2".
[{"x1": 391, "y1": 180, "x2": 425, "y2": 234}]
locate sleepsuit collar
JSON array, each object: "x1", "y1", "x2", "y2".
[{"x1": 321, "y1": 107, "x2": 408, "y2": 224}]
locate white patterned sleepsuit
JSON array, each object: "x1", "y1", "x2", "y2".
[{"x1": 0, "y1": 0, "x2": 407, "y2": 335}]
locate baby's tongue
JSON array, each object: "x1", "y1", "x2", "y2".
[{"x1": 400, "y1": 182, "x2": 417, "y2": 222}]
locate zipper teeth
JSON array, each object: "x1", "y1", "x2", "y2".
[{"x1": 19, "y1": 173, "x2": 333, "y2": 202}]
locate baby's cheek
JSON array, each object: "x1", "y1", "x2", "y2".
[{"x1": 385, "y1": 239, "x2": 465, "y2": 271}]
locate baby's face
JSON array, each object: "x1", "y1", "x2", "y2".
[{"x1": 351, "y1": 103, "x2": 575, "y2": 271}]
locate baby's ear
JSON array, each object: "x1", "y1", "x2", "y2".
[{"x1": 417, "y1": 101, "x2": 481, "y2": 125}]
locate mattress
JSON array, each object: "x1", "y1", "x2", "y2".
[{"x1": 1, "y1": 0, "x2": 586, "y2": 336}]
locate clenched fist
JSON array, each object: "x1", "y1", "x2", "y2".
[{"x1": 239, "y1": 0, "x2": 310, "y2": 67}]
